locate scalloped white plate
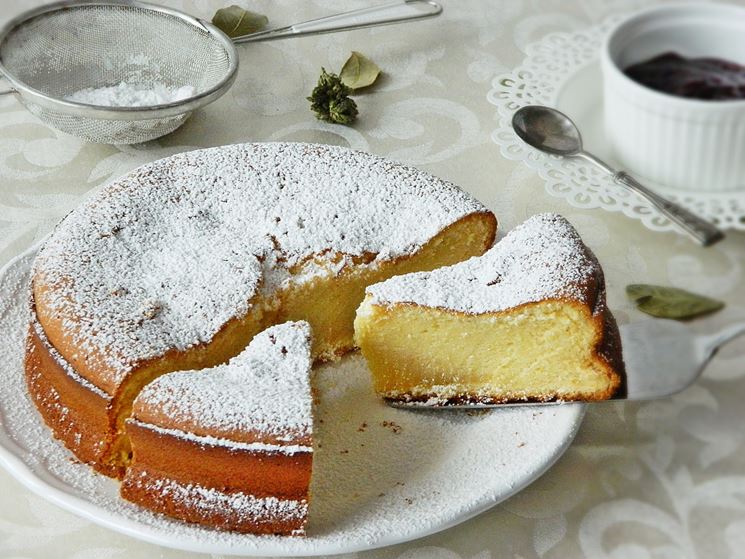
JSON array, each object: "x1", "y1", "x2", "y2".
[
  {"x1": 0, "y1": 242, "x2": 585, "y2": 557},
  {"x1": 488, "y1": 18, "x2": 745, "y2": 232}
]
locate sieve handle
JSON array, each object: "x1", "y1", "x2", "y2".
[
  {"x1": 231, "y1": 0, "x2": 442, "y2": 44},
  {"x1": 0, "y1": 73, "x2": 16, "y2": 96}
]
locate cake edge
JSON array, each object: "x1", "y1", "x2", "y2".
[{"x1": 120, "y1": 419, "x2": 312, "y2": 535}]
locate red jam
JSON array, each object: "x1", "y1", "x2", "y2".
[{"x1": 624, "y1": 52, "x2": 745, "y2": 100}]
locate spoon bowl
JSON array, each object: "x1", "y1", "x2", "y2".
[{"x1": 512, "y1": 105, "x2": 583, "y2": 156}]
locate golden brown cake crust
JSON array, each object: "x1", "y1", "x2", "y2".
[
  {"x1": 25, "y1": 318, "x2": 122, "y2": 478},
  {"x1": 582, "y1": 246, "x2": 627, "y2": 399},
  {"x1": 121, "y1": 468, "x2": 307, "y2": 535},
  {"x1": 124, "y1": 421, "x2": 312, "y2": 499},
  {"x1": 595, "y1": 304, "x2": 627, "y2": 399},
  {"x1": 121, "y1": 422, "x2": 311, "y2": 535}
]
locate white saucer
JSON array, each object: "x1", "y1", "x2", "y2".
[
  {"x1": 489, "y1": 18, "x2": 745, "y2": 232},
  {"x1": 0, "y1": 243, "x2": 584, "y2": 557}
]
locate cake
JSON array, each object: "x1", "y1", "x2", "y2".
[
  {"x1": 26, "y1": 142, "x2": 497, "y2": 480},
  {"x1": 121, "y1": 321, "x2": 313, "y2": 535},
  {"x1": 354, "y1": 214, "x2": 625, "y2": 404}
]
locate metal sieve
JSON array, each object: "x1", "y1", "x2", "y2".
[{"x1": 0, "y1": 0, "x2": 441, "y2": 144}]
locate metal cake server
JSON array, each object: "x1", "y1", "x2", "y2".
[
  {"x1": 386, "y1": 318, "x2": 745, "y2": 409},
  {"x1": 511, "y1": 105, "x2": 724, "y2": 246}
]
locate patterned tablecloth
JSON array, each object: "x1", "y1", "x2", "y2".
[{"x1": 2, "y1": 1, "x2": 745, "y2": 557}]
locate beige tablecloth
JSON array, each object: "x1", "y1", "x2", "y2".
[{"x1": 2, "y1": 1, "x2": 745, "y2": 557}]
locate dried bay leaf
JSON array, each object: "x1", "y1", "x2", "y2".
[
  {"x1": 626, "y1": 284, "x2": 724, "y2": 320},
  {"x1": 212, "y1": 5, "x2": 268, "y2": 38},
  {"x1": 340, "y1": 51, "x2": 381, "y2": 90}
]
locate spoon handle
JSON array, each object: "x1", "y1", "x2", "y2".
[{"x1": 613, "y1": 171, "x2": 724, "y2": 246}]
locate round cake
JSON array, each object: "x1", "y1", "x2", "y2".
[{"x1": 25, "y1": 142, "x2": 497, "y2": 485}]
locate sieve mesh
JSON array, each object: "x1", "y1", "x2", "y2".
[{"x1": 0, "y1": 2, "x2": 236, "y2": 144}]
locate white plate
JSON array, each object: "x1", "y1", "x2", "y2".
[
  {"x1": 0, "y1": 242, "x2": 584, "y2": 557},
  {"x1": 489, "y1": 18, "x2": 745, "y2": 232}
]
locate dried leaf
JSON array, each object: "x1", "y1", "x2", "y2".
[
  {"x1": 212, "y1": 5, "x2": 268, "y2": 38},
  {"x1": 340, "y1": 51, "x2": 381, "y2": 90},
  {"x1": 626, "y1": 284, "x2": 724, "y2": 320}
]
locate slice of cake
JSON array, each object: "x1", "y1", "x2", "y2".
[
  {"x1": 354, "y1": 214, "x2": 625, "y2": 404},
  {"x1": 120, "y1": 321, "x2": 313, "y2": 535}
]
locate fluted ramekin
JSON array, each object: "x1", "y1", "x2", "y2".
[{"x1": 601, "y1": 3, "x2": 745, "y2": 192}]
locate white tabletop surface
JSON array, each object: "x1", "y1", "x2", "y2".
[{"x1": 1, "y1": 1, "x2": 745, "y2": 558}]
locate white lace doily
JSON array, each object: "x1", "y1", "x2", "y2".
[{"x1": 487, "y1": 18, "x2": 745, "y2": 232}]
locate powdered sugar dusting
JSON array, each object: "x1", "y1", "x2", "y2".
[
  {"x1": 33, "y1": 142, "x2": 487, "y2": 389},
  {"x1": 127, "y1": 470, "x2": 308, "y2": 525},
  {"x1": 134, "y1": 322, "x2": 313, "y2": 443},
  {"x1": 0, "y1": 244, "x2": 584, "y2": 554},
  {"x1": 129, "y1": 421, "x2": 312, "y2": 455},
  {"x1": 366, "y1": 213, "x2": 598, "y2": 314}
]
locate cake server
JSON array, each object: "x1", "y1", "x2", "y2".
[
  {"x1": 387, "y1": 318, "x2": 745, "y2": 408},
  {"x1": 511, "y1": 105, "x2": 724, "y2": 246},
  {"x1": 0, "y1": 0, "x2": 441, "y2": 144}
]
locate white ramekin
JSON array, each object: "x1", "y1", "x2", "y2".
[{"x1": 601, "y1": 3, "x2": 745, "y2": 193}]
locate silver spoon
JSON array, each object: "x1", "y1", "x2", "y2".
[
  {"x1": 511, "y1": 105, "x2": 724, "y2": 247},
  {"x1": 386, "y1": 318, "x2": 745, "y2": 408}
]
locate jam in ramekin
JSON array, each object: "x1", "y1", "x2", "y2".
[{"x1": 624, "y1": 52, "x2": 745, "y2": 100}]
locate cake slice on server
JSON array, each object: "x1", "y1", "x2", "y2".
[
  {"x1": 121, "y1": 321, "x2": 314, "y2": 535},
  {"x1": 354, "y1": 214, "x2": 626, "y2": 405}
]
